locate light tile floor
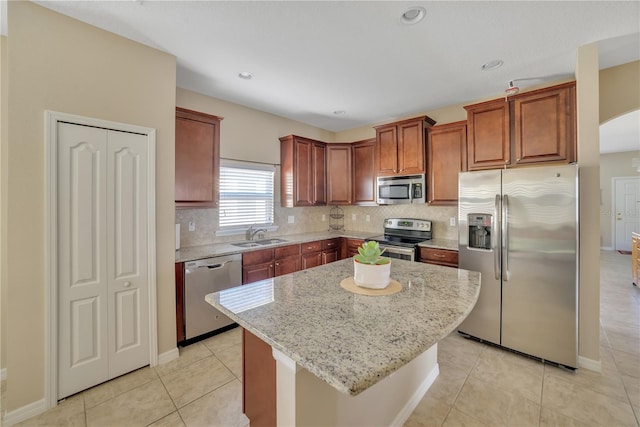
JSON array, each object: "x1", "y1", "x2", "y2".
[{"x1": 8, "y1": 250, "x2": 639, "y2": 427}]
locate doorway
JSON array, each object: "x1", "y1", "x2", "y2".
[
  {"x1": 45, "y1": 111, "x2": 158, "y2": 408},
  {"x1": 613, "y1": 176, "x2": 640, "y2": 252}
]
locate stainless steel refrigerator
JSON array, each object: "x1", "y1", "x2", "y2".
[{"x1": 458, "y1": 164, "x2": 578, "y2": 368}]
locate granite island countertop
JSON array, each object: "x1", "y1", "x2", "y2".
[{"x1": 206, "y1": 258, "x2": 480, "y2": 396}]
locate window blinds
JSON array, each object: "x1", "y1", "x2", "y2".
[{"x1": 219, "y1": 162, "x2": 275, "y2": 228}]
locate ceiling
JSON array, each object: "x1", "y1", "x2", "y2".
[{"x1": 33, "y1": 1, "x2": 640, "y2": 152}]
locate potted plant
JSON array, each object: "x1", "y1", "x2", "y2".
[{"x1": 353, "y1": 241, "x2": 391, "y2": 289}]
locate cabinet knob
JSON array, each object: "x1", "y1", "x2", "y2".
[
  {"x1": 276, "y1": 262, "x2": 280, "y2": 266},
  {"x1": 123, "y1": 281, "x2": 131, "y2": 287}
]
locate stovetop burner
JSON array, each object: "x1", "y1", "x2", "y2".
[{"x1": 370, "y1": 218, "x2": 433, "y2": 247}]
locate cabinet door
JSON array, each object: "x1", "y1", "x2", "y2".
[
  {"x1": 376, "y1": 125, "x2": 399, "y2": 175},
  {"x1": 175, "y1": 263, "x2": 185, "y2": 343},
  {"x1": 322, "y1": 249, "x2": 338, "y2": 265},
  {"x1": 275, "y1": 256, "x2": 301, "y2": 277},
  {"x1": 175, "y1": 107, "x2": 221, "y2": 207},
  {"x1": 301, "y1": 252, "x2": 323, "y2": 269},
  {"x1": 398, "y1": 119, "x2": 425, "y2": 174},
  {"x1": 466, "y1": 100, "x2": 510, "y2": 170},
  {"x1": 294, "y1": 138, "x2": 314, "y2": 206},
  {"x1": 512, "y1": 84, "x2": 575, "y2": 165},
  {"x1": 243, "y1": 329, "x2": 276, "y2": 427},
  {"x1": 243, "y1": 262, "x2": 274, "y2": 284},
  {"x1": 352, "y1": 139, "x2": 376, "y2": 205},
  {"x1": 327, "y1": 144, "x2": 353, "y2": 205},
  {"x1": 427, "y1": 121, "x2": 467, "y2": 205},
  {"x1": 313, "y1": 143, "x2": 327, "y2": 205},
  {"x1": 346, "y1": 239, "x2": 364, "y2": 258}
]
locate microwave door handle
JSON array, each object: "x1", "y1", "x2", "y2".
[{"x1": 409, "y1": 183, "x2": 414, "y2": 203}]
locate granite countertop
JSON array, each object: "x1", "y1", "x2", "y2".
[
  {"x1": 177, "y1": 231, "x2": 458, "y2": 263},
  {"x1": 176, "y1": 230, "x2": 377, "y2": 263},
  {"x1": 206, "y1": 258, "x2": 480, "y2": 396},
  {"x1": 417, "y1": 238, "x2": 458, "y2": 251}
]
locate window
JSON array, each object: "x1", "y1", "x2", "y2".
[{"x1": 218, "y1": 160, "x2": 275, "y2": 230}]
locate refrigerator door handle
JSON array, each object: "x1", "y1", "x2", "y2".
[
  {"x1": 494, "y1": 194, "x2": 501, "y2": 280},
  {"x1": 502, "y1": 194, "x2": 510, "y2": 281}
]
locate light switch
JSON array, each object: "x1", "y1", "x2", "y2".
[
  {"x1": 352, "y1": 214, "x2": 357, "y2": 221},
  {"x1": 188, "y1": 221, "x2": 195, "y2": 231},
  {"x1": 288, "y1": 215, "x2": 295, "y2": 224},
  {"x1": 449, "y1": 217, "x2": 456, "y2": 226}
]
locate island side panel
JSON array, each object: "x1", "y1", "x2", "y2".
[{"x1": 243, "y1": 328, "x2": 276, "y2": 426}]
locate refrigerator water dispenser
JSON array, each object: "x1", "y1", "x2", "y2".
[{"x1": 468, "y1": 214, "x2": 492, "y2": 250}]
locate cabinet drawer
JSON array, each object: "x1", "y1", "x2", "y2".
[
  {"x1": 301, "y1": 241, "x2": 322, "y2": 254},
  {"x1": 275, "y1": 244, "x2": 300, "y2": 259},
  {"x1": 419, "y1": 247, "x2": 458, "y2": 266},
  {"x1": 242, "y1": 248, "x2": 274, "y2": 266},
  {"x1": 322, "y1": 238, "x2": 341, "y2": 250}
]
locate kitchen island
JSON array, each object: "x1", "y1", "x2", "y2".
[{"x1": 206, "y1": 258, "x2": 480, "y2": 426}]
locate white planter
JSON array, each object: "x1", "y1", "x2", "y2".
[{"x1": 353, "y1": 259, "x2": 391, "y2": 289}]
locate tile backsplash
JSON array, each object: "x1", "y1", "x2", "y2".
[{"x1": 176, "y1": 203, "x2": 458, "y2": 248}]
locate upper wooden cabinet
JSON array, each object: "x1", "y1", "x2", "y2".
[
  {"x1": 512, "y1": 83, "x2": 576, "y2": 165},
  {"x1": 465, "y1": 100, "x2": 510, "y2": 170},
  {"x1": 374, "y1": 116, "x2": 436, "y2": 176},
  {"x1": 465, "y1": 82, "x2": 576, "y2": 171},
  {"x1": 427, "y1": 121, "x2": 467, "y2": 206},
  {"x1": 175, "y1": 107, "x2": 222, "y2": 208},
  {"x1": 326, "y1": 144, "x2": 353, "y2": 205},
  {"x1": 352, "y1": 138, "x2": 377, "y2": 206},
  {"x1": 280, "y1": 135, "x2": 326, "y2": 207}
]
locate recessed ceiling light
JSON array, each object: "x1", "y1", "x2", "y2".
[
  {"x1": 401, "y1": 6, "x2": 426, "y2": 25},
  {"x1": 238, "y1": 72, "x2": 253, "y2": 80},
  {"x1": 481, "y1": 60, "x2": 504, "y2": 71},
  {"x1": 333, "y1": 110, "x2": 346, "y2": 115}
]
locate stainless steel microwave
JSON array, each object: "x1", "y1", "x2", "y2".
[{"x1": 376, "y1": 174, "x2": 426, "y2": 205}]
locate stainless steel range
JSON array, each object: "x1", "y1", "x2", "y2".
[{"x1": 368, "y1": 218, "x2": 432, "y2": 261}]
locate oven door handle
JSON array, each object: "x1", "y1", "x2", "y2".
[{"x1": 377, "y1": 244, "x2": 415, "y2": 261}]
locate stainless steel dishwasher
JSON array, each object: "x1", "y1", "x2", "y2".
[{"x1": 184, "y1": 254, "x2": 242, "y2": 340}]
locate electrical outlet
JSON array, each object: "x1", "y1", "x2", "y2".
[
  {"x1": 365, "y1": 215, "x2": 371, "y2": 222},
  {"x1": 351, "y1": 214, "x2": 357, "y2": 221},
  {"x1": 449, "y1": 217, "x2": 456, "y2": 227},
  {"x1": 288, "y1": 215, "x2": 295, "y2": 224},
  {"x1": 188, "y1": 221, "x2": 195, "y2": 231},
  {"x1": 322, "y1": 214, "x2": 326, "y2": 221}
]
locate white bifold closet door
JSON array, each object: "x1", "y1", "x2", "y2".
[{"x1": 57, "y1": 122, "x2": 149, "y2": 399}]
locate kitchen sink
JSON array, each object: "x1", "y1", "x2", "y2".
[
  {"x1": 231, "y1": 238, "x2": 288, "y2": 248},
  {"x1": 231, "y1": 242, "x2": 261, "y2": 248}
]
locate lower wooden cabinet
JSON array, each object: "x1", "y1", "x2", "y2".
[
  {"x1": 419, "y1": 247, "x2": 458, "y2": 268},
  {"x1": 633, "y1": 232, "x2": 639, "y2": 286},
  {"x1": 300, "y1": 238, "x2": 340, "y2": 269},
  {"x1": 345, "y1": 238, "x2": 365, "y2": 258},
  {"x1": 243, "y1": 328, "x2": 276, "y2": 427},
  {"x1": 175, "y1": 263, "x2": 185, "y2": 343},
  {"x1": 242, "y1": 239, "x2": 341, "y2": 283},
  {"x1": 242, "y1": 244, "x2": 302, "y2": 284}
]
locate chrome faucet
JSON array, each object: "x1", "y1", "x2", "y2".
[{"x1": 246, "y1": 224, "x2": 267, "y2": 241}]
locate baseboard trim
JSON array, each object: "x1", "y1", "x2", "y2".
[
  {"x1": 2, "y1": 398, "x2": 47, "y2": 427},
  {"x1": 390, "y1": 363, "x2": 440, "y2": 427},
  {"x1": 158, "y1": 347, "x2": 179, "y2": 365},
  {"x1": 579, "y1": 355, "x2": 602, "y2": 372},
  {"x1": 1, "y1": 368, "x2": 6, "y2": 381}
]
